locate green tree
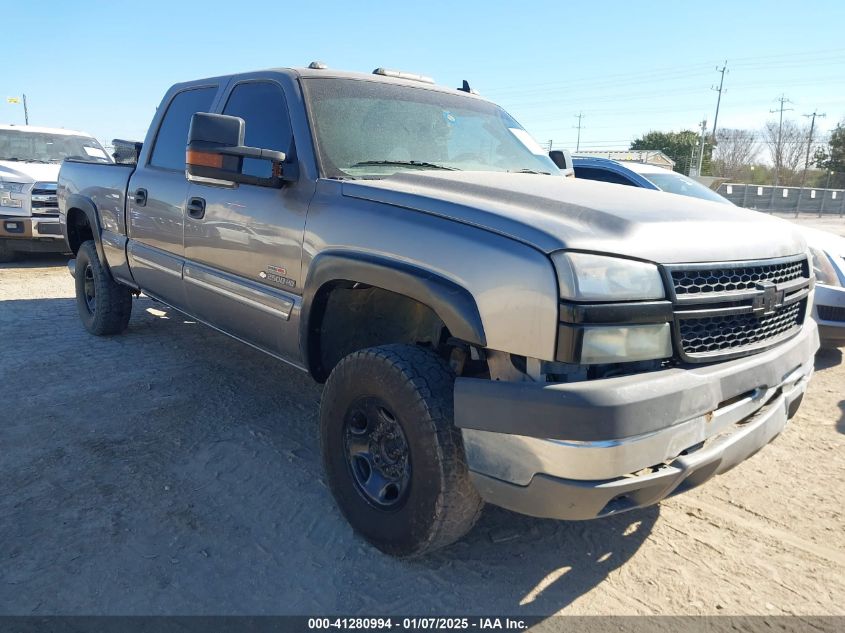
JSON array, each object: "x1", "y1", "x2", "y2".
[
  {"x1": 814, "y1": 118, "x2": 845, "y2": 188},
  {"x1": 630, "y1": 131, "x2": 712, "y2": 175}
]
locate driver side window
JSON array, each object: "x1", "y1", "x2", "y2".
[{"x1": 223, "y1": 81, "x2": 293, "y2": 179}]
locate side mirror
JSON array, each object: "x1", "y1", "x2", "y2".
[
  {"x1": 112, "y1": 139, "x2": 143, "y2": 165},
  {"x1": 549, "y1": 149, "x2": 575, "y2": 177},
  {"x1": 186, "y1": 112, "x2": 288, "y2": 188}
]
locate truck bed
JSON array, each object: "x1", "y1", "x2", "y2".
[{"x1": 58, "y1": 160, "x2": 135, "y2": 237}]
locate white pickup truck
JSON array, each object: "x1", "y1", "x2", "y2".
[{"x1": 0, "y1": 124, "x2": 111, "y2": 262}]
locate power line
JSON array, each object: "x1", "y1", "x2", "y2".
[
  {"x1": 498, "y1": 73, "x2": 845, "y2": 112},
  {"x1": 484, "y1": 50, "x2": 845, "y2": 97},
  {"x1": 485, "y1": 47, "x2": 845, "y2": 95}
]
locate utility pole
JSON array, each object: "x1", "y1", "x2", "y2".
[
  {"x1": 711, "y1": 61, "x2": 728, "y2": 144},
  {"x1": 770, "y1": 94, "x2": 793, "y2": 186},
  {"x1": 22, "y1": 94, "x2": 29, "y2": 125},
  {"x1": 800, "y1": 110, "x2": 826, "y2": 186},
  {"x1": 573, "y1": 112, "x2": 585, "y2": 152},
  {"x1": 688, "y1": 142, "x2": 696, "y2": 176},
  {"x1": 694, "y1": 118, "x2": 707, "y2": 176}
]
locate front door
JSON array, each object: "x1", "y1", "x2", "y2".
[
  {"x1": 183, "y1": 80, "x2": 311, "y2": 361},
  {"x1": 127, "y1": 86, "x2": 218, "y2": 309}
]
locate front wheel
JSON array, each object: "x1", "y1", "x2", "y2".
[
  {"x1": 320, "y1": 344, "x2": 483, "y2": 557},
  {"x1": 75, "y1": 240, "x2": 133, "y2": 335}
]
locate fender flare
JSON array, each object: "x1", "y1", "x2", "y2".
[
  {"x1": 64, "y1": 193, "x2": 108, "y2": 265},
  {"x1": 300, "y1": 251, "x2": 487, "y2": 379}
]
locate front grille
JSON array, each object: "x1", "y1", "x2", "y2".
[
  {"x1": 671, "y1": 259, "x2": 805, "y2": 295},
  {"x1": 666, "y1": 255, "x2": 812, "y2": 362},
  {"x1": 818, "y1": 305, "x2": 845, "y2": 322},
  {"x1": 31, "y1": 182, "x2": 58, "y2": 215},
  {"x1": 679, "y1": 300, "x2": 806, "y2": 356}
]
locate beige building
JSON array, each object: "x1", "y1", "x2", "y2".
[{"x1": 574, "y1": 150, "x2": 675, "y2": 170}]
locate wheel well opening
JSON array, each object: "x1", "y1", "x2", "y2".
[
  {"x1": 66, "y1": 208, "x2": 94, "y2": 255},
  {"x1": 309, "y1": 282, "x2": 449, "y2": 382}
]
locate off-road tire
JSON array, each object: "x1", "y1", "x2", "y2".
[
  {"x1": 320, "y1": 344, "x2": 484, "y2": 557},
  {"x1": 75, "y1": 240, "x2": 132, "y2": 335}
]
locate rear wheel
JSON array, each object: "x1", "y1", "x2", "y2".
[
  {"x1": 75, "y1": 240, "x2": 132, "y2": 335},
  {"x1": 320, "y1": 344, "x2": 483, "y2": 557}
]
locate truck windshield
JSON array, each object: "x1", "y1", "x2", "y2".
[
  {"x1": 0, "y1": 129, "x2": 111, "y2": 164},
  {"x1": 303, "y1": 78, "x2": 558, "y2": 179}
]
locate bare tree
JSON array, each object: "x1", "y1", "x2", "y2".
[
  {"x1": 763, "y1": 120, "x2": 808, "y2": 185},
  {"x1": 711, "y1": 129, "x2": 758, "y2": 179}
]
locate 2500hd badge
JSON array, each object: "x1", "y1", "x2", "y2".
[{"x1": 258, "y1": 264, "x2": 296, "y2": 288}]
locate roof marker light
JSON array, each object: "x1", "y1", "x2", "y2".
[{"x1": 372, "y1": 68, "x2": 435, "y2": 84}]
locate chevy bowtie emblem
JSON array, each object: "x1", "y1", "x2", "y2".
[{"x1": 752, "y1": 280, "x2": 784, "y2": 316}]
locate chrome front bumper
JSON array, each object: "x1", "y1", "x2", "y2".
[
  {"x1": 32, "y1": 216, "x2": 63, "y2": 239},
  {"x1": 0, "y1": 216, "x2": 63, "y2": 240}
]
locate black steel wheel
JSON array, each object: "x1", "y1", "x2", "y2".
[
  {"x1": 320, "y1": 344, "x2": 483, "y2": 557},
  {"x1": 82, "y1": 262, "x2": 97, "y2": 313},
  {"x1": 343, "y1": 397, "x2": 411, "y2": 509},
  {"x1": 74, "y1": 240, "x2": 133, "y2": 335}
]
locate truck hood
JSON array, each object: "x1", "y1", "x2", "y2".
[
  {"x1": 0, "y1": 160, "x2": 60, "y2": 184},
  {"x1": 342, "y1": 172, "x2": 806, "y2": 264}
]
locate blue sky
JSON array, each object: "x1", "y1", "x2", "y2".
[{"x1": 4, "y1": 0, "x2": 844, "y2": 152}]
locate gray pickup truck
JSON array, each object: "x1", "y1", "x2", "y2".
[{"x1": 58, "y1": 64, "x2": 819, "y2": 557}]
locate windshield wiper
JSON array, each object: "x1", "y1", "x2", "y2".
[
  {"x1": 508, "y1": 168, "x2": 551, "y2": 175},
  {"x1": 350, "y1": 160, "x2": 459, "y2": 171}
]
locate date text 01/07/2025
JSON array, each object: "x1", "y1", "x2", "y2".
[{"x1": 306, "y1": 617, "x2": 529, "y2": 630}]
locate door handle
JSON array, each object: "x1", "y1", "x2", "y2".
[
  {"x1": 187, "y1": 196, "x2": 206, "y2": 219},
  {"x1": 133, "y1": 188, "x2": 147, "y2": 206}
]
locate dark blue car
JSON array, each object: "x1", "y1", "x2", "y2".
[{"x1": 572, "y1": 156, "x2": 732, "y2": 204}]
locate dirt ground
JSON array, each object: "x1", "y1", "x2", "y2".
[
  {"x1": 1, "y1": 247, "x2": 843, "y2": 618},
  {"x1": 773, "y1": 213, "x2": 845, "y2": 237}
]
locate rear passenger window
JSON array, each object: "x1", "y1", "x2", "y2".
[
  {"x1": 223, "y1": 82, "x2": 293, "y2": 179},
  {"x1": 150, "y1": 87, "x2": 217, "y2": 171},
  {"x1": 574, "y1": 167, "x2": 637, "y2": 186}
]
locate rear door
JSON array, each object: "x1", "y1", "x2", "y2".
[
  {"x1": 183, "y1": 79, "x2": 311, "y2": 360},
  {"x1": 126, "y1": 85, "x2": 219, "y2": 308}
]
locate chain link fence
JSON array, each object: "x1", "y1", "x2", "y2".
[{"x1": 716, "y1": 183, "x2": 845, "y2": 216}]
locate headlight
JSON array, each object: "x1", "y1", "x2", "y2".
[
  {"x1": 580, "y1": 324, "x2": 672, "y2": 364},
  {"x1": 0, "y1": 182, "x2": 26, "y2": 194},
  {"x1": 552, "y1": 252, "x2": 665, "y2": 300},
  {"x1": 809, "y1": 247, "x2": 842, "y2": 287}
]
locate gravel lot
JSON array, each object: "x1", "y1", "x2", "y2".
[
  {"x1": 773, "y1": 214, "x2": 845, "y2": 238},
  {"x1": 1, "y1": 245, "x2": 843, "y2": 618}
]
